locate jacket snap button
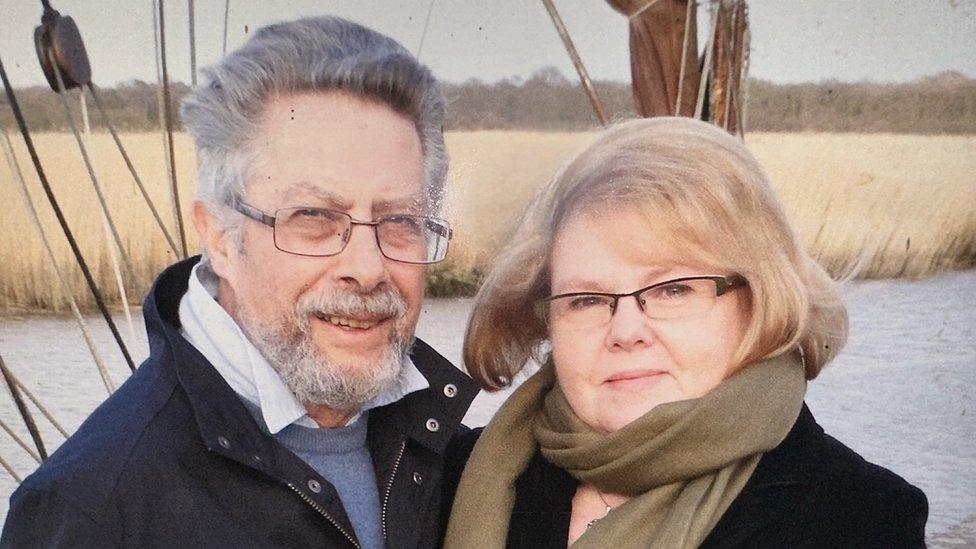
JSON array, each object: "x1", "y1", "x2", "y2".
[
  {"x1": 443, "y1": 384, "x2": 457, "y2": 398},
  {"x1": 425, "y1": 418, "x2": 440, "y2": 432},
  {"x1": 307, "y1": 479, "x2": 322, "y2": 493},
  {"x1": 252, "y1": 454, "x2": 262, "y2": 463},
  {"x1": 412, "y1": 472, "x2": 424, "y2": 485},
  {"x1": 217, "y1": 436, "x2": 231, "y2": 449}
]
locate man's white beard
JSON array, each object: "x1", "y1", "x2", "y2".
[{"x1": 237, "y1": 287, "x2": 412, "y2": 411}]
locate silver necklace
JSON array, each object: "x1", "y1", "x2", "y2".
[{"x1": 585, "y1": 489, "x2": 615, "y2": 529}]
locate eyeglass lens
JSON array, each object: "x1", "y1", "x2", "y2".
[
  {"x1": 272, "y1": 207, "x2": 449, "y2": 263},
  {"x1": 548, "y1": 278, "x2": 726, "y2": 329}
]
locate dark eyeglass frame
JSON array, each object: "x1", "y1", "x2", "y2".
[
  {"x1": 234, "y1": 200, "x2": 453, "y2": 264},
  {"x1": 541, "y1": 274, "x2": 747, "y2": 319}
]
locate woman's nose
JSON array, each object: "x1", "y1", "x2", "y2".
[{"x1": 605, "y1": 296, "x2": 654, "y2": 351}]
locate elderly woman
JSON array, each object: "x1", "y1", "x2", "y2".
[{"x1": 442, "y1": 117, "x2": 927, "y2": 548}]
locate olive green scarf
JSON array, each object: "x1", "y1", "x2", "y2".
[{"x1": 444, "y1": 354, "x2": 805, "y2": 549}]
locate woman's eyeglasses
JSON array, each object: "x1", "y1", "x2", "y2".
[{"x1": 541, "y1": 275, "x2": 747, "y2": 330}]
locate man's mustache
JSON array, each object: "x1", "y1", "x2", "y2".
[{"x1": 294, "y1": 287, "x2": 407, "y2": 323}]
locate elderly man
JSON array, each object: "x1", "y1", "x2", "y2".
[{"x1": 2, "y1": 16, "x2": 477, "y2": 548}]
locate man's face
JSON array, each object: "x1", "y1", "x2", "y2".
[{"x1": 202, "y1": 91, "x2": 427, "y2": 410}]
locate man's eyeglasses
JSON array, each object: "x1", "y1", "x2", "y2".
[
  {"x1": 234, "y1": 201, "x2": 452, "y2": 264},
  {"x1": 540, "y1": 275, "x2": 747, "y2": 330}
]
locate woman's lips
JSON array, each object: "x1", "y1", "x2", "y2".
[{"x1": 604, "y1": 369, "x2": 667, "y2": 390}]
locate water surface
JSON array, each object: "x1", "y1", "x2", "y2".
[{"x1": 1, "y1": 270, "x2": 973, "y2": 545}]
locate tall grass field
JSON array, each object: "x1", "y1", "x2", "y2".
[{"x1": 0, "y1": 131, "x2": 974, "y2": 312}]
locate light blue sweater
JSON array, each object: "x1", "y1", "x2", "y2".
[{"x1": 243, "y1": 400, "x2": 383, "y2": 549}]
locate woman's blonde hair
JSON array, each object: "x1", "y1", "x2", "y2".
[{"x1": 464, "y1": 117, "x2": 848, "y2": 390}]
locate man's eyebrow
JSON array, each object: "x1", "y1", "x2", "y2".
[
  {"x1": 374, "y1": 193, "x2": 425, "y2": 214},
  {"x1": 281, "y1": 182, "x2": 352, "y2": 210}
]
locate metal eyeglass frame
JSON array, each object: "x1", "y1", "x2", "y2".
[
  {"x1": 233, "y1": 200, "x2": 452, "y2": 264},
  {"x1": 541, "y1": 274, "x2": 748, "y2": 320}
]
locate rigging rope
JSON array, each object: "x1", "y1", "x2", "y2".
[
  {"x1": 222, "y1": 0, "x2": 231, "y2": 56},
  {"x1": 9, "y1": 377, "x2": 70, "y2": 438},
  {"x1": 736, "y1": 24, "x2": 751, "y2": 136},
  {"x1": 151, "y1": 0, "x2": 180, "y2": 258},
  {"x1": 540, "y1": 0, "x2": 609, "y2": 126},
  {"x1": 87, "y1": 84, "x2": 181, "y2": 257},
  {"x1": 0, "y1": 359, "x2": 71, "y2": 437},
  {"x1": 188, "y1": 0, "x2": 197, "y2": 86},
  {"x1": 694, "y1": 0, "x2": 717, "y2": 119},
  {"x1": 630, "y1": 0, "x2": 663, "y2": 19},
  {"x1": 0, "y1": 354, "x2": 47, "y2": 460},
  {"x1": 0, "y1": 53, "x2": 137, "y2": 372},
  {"x1": 79, "y1": 92, "x2": 138, "y2": 347},
  {"x1": 48, "y1": 50, "x2": 138, "y2": 285},
  {"x1": 674, "y1": 0, "x2": 696, "y2": 115},
  {"x1": 416, "y1": 0, "x2": 437, "y2": 60},
  {"x1": 0, "y1": 418, "x2": 42, "y2": 464},
  {"x1": 156, "y1": 0, "x2": 190, "y2": 258},
  {"x1": 0, "y1": 453, "x2": 22, "y2": 483},
  {"x1": 1, "y1": 127, "x2": 116, "y2": 395}
]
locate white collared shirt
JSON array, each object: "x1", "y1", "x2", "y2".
[{"x1": 178, "y1": 261, "x2": 429, "y2": 434}]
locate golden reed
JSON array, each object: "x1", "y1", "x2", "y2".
[{"x1": 1, "y1": 131, "x2": 974, "y2": 312}]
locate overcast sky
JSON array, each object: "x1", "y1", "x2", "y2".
[{"x1": 2, "y1": 0, "x2": 974, "y2": 88}]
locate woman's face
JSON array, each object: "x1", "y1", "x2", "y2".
[{"x1": 548, "y1": 208, "x2": 751, "y2": 433}]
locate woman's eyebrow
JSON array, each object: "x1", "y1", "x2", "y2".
[
  {"x1": 551, "y1": 278, "x2": 611, "y2": 294},
  {"x1": 552, "y1": 266, "x2": 679, "y2": 294}
]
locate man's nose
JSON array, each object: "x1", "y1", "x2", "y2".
[
  {"x1": 605, "y1": 296, "x2": 654, "y2": 351},
  {"x1": 333, "y1": 223, "x2": 389, "y2": 290}
]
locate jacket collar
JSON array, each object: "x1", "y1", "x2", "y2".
[
  {"x1": 700, "y1": 404, "x2": 822, "y2": 549},
  {"x1": 142, "y1": 257, "x2": 478, "y2": 468},
  {"x1": 739, "y1": 403, "x2": 823, "y2": 490}
]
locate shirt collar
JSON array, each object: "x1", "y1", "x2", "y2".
[{"x1": 177, "y1": 261, "x2": 429, "y2": 434}]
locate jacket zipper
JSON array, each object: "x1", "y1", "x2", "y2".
[
  {"x1": 287, "y1": 482, "x2": 361, "y2": 548},
  {"x1": 380, "y1": 437, "x2": 408, "y2": 540}
]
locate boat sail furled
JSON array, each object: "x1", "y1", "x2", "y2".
[{"x1": 606, "y1": 0, "x2": 749, "y2": 132}]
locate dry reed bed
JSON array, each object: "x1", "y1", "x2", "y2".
[{"x1": 1, "y1": 131, "x2": 974, "y2": 312}]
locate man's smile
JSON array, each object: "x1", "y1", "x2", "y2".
[{"x1": 314, "y1": 312, "x2": 388, "y2": 330}]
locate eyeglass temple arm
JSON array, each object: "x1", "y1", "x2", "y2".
[
  {"x1": 715, "y1": 275, "x2": 747, "y2": 296},
  {"x1": 425, "y1": 219, "x2": 452, "y2": 239},
  {"x1": 236, "y1": 201, "x2": 276, "y2": 227}
]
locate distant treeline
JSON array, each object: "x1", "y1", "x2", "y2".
[{"x1": 3, "y1": 68, "x2": 975, "y2": 134}]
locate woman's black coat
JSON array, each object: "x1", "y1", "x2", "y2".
[{"x1": 442, "y1": 404, "x2": 927, "y2": 548}]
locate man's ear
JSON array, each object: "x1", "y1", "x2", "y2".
[{"x1": 192, "y1": 201, "x2": 236, "y2": 280}]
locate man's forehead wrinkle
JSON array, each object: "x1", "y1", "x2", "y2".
[
  {"x1": 272, "y1": 180, "x2": 422, "y2": 214},
  {"x1": 278, "y1": 182, "x2": 352, "y2": 209}
]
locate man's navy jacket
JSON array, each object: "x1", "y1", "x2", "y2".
[{"x1": 1, "y1": 257, "x2": 478, "y2": 548}]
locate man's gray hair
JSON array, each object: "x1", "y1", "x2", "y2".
[{"x1": 181, "y1": 16, "x2": 448, "y2": 231}]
